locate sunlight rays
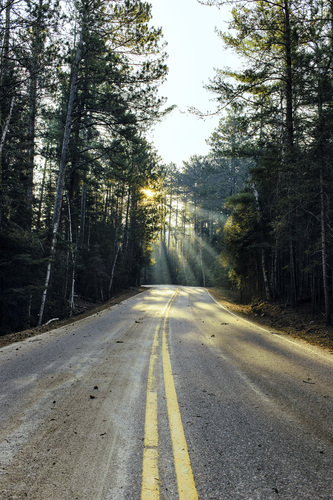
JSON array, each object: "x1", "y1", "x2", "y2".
[{"x1": 144, "y1": 213, "x2": 226, "y2": 288}]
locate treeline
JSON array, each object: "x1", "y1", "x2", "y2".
[
  {"x1": 0, "y1": 0, "x2": 167, "y2": 333},
  {"x1": 205, "y1": 0, "x2": 333, "y2": 323},
  {"x1": 145, "y1": 113, "x2": 251, "y2": 287},
  {"x1": 149, "y1": 0, "x2": 333, "y2": 325}
]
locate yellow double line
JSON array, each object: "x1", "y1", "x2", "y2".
[{"x1": 141, "y1": 290, "x2": 198, "y2": 500}]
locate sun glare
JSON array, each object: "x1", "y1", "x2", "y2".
[{"x1": 142, "y1": 188, "x2": 155, "y2": 198}]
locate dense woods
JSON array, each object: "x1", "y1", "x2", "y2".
[
  {"x1": 145, "y1": 128, "x2": 250, "y2": 288},
  {"x1": 148, "y1": 0, "x2": 333, "y2": 325},
  {"x1": 2, "y1": 0, "x2": 333, "y2": 334},
  {"x1": 0, "y1": 0, "x2": 167, "y2": 332},
  {"x1": 206, "y1": 0, "x2": 333, "y2": 324}
]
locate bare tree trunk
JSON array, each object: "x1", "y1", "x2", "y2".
[
  {"x1": 181, "y1": 193, "x2": 187, "y2": 271},
  {"x1": 0, "y1": 95, "x2": 14, "y2": 157},
  {"x1": 27, "y1": 67, "x2": 38, "y2": 218},
  {"x1": 284, "y1": 0, "x2": 294, "y2": 153},
  {"x1": 67, "y1": 195, "x2": 76, "y2": 316},
  {"x1": 330, "y1": 0, "x2": 333, "y2": 76},
  {"x1": 108, "y1": 242, "x2": 120, "y2": 297},
  {"x1": 320, "y1": 176, "x2": 331, "y2": 325},
  {"x1": 26, "y1": 0, "x2": 46, "y2": 228},
  {"x1": 0, "y1": 97, "x2": 15, "y2": 166},
  {"x1": 36, "y1": 151, "x2": 48, "y2": 230},
  {"x1": 319, "y1": 133, "x2": 331, "y2": 324},
  {"x1": 0, "y1": 0, "x2": 12, "y2": 191},
  {"x1": 199, "y1": 239, "x2": 206, "y2": 287},
  {"x1": 273, "y1": 244, "x2": 278, "y2": 301},
  {"x1": 79, "y1": 182, "x2": 87, "y2": 245},
  {"x1": 174, "y1": 192, "x2": 179, "y2": 252},
  {"x1": 27, "y1": 74, "x2": 36, "y2": 216},
  {"x1": 289, "y1": 240, "x2": 297, "y2": 308},
  {"x1": 167, "y1": 190, "x2": 172, "y2": 253},
  {"x1": 39, "y1": 230, "x2": 57, "y2": 325},
  {"x1": 282, "y1": 0, "x2": 298, "y2": 309},
  {"x1": 261, "y1": 249, "x2": 271, "y2": 302},
  {"x1": 253, "y1": 185, "x2": 271, "y2": 301},
  {"x1": 0, "y1": 95, "x2": 14, "y2": 226},
  {"x1": 123, "y1": 188, "x2": 131, "y2": 253},
  {"x1": 318, "y1": 64, "x2": 331, "y2": 324},
  {"x1": 38, "y1": 19, "x2": 85, "y2": 326}
]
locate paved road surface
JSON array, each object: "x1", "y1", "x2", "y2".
[{"x1": 0, "y1": 286, "x2": 332, "y2": 499}]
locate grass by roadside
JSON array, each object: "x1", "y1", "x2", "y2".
[
  {"x1": 0, "y1": 287, "x2": 145, "y2": 349},
  {"x1": 209, "y1": 287, "x2": 333, "y2": 353}
]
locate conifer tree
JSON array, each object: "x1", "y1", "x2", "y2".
[
  {"x1": 38, "y1": 0, "x2": 167, "y2": 324},
  {"x1": 204, "y1": 0, "x2": 333, "y2": 320}
]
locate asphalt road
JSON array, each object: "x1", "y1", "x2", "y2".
[{"x1": 0, "y1": 285, "x2": 332, "y2": 499}]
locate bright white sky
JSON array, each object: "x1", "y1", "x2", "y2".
[{"x1": 148, "y1": 0, "x2": 236, "y2": 167}]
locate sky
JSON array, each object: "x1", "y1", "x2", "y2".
[{"x1": 147, "y1": 0, "x2": 236, "y2": 167}]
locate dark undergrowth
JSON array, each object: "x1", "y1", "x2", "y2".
[{"x1": 210, "y1": 288, "x2": 333, "y2": 353}]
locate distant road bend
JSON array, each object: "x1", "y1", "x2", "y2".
[{"x1": 0, "y1": 285, "x2": 333, "y2": 499}]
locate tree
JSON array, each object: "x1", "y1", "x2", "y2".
[
  {"x1": 38, "y1": 0, "x2": 86, "y2": 325},
  {"x1": 0, "y1": 0, "x2": 168, "y2": 333},
  {"x1": 201, "y1": 0, "x2": 333, "y2": 321}
]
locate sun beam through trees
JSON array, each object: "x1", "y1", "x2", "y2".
[
  {"x1": 143, "y1": 148, "x2": 250, "y2": 287},
  {"x1": 2, "y1": 0, "x2": 333, "y2": 334}
]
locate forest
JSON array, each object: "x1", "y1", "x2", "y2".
[
  {"x1": 148, "y1": 0, "x2": 333, "y2": 326},
  {"x1": 0, "y1": 0, "x2": 169, "y2": 332},
  {"x1": 1, "y1": 0, "x2": 333, "y2": 334}
]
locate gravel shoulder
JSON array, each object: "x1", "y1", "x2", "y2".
[
  {"x1": 2, "y1": 285, "x2": 333, "y2": 353},
  {"x1": 209, "y1": 287, "x2": 333, "y2": 352},
  {"x1": 0, "y1": 288, "x2": 145, "y2": 349}
]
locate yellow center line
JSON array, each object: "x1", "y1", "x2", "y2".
[
  {"x1": 142, "y1": 324, "x2": 160, "y2": 499},
  {"x1": 162, "y1": 292, "x2": 199, "y2": 500},
  {"x1": 142, "y1": 289, "x2": 198, "y2": 499}
]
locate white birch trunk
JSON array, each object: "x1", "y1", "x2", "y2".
[
  {"x1": 38, "y1": 20, "x2": 85, "y2": 326},
  {"x1": 108, "y1": 242, "x2": 121, "y2": 297},
  {"x1": 67, "y1": 195, "x2": 76, "y2": 316},
  {"x1": 0, "y1": 96, "x2": 14, "y2": 157}
]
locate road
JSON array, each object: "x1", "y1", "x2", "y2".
[{"x1": 0, "y1": 285, "x2": 333, "y2": 499}]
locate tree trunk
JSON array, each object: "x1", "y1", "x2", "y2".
[
  {"x1": 0, "y1": 95, "x2": 14, "y2": 158},
  {"x1": 330, "y1": 0, "x2": 333, "y2": 76},
  {"x1": 108, "y1": 242, "x2": 120, "y2": 297},
  {"x1": 289, "y1": 240, "x2": 297, "y2": 308},
  {"x1": 261, "y1": 248, "x2": 271, "y2": 302},
  {"x1": 67, "y1": 195, "x2": 76, "y2": 316},
  {"x1": 320, "y1": 172, "x2": 330, "y2": 324},
  {"x1": 200, "y1": 238, "x2": 206, "y2": 287},
  {"x1": 79, "y1": 182, "x2": 87, "y2": 245},
  {"x1": 284, "y1": 0, "x2": 294, "y2": 153},
  {"x1": 123, "y1": 188, "x2": 131, "y2": 253},
  {"x1": 38, "y1": 18, "x2": 85, "y2": 325},
  {"x1": 253, "y1": 185, "x2": 271, "y2": 302},
  {"x1": 167, "y1": 188, "x2": 172, "y2": 253},
  {"x1": 0, "y1": 0, "x2": 11, "y2": 194},
  {"x1": 36, "y1": 151, "x2": 48, "y2": 230},
  {"x1": 318, "y1": 68, "x2": 331, "y2": 324},
  {"x1": 26, "y1": 0, "x2": 46, "y2": 228}
]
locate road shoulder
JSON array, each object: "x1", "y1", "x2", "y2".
[
  {"x1": 0, "y1": 287, "x2": 146, "y2": 349},
  {"x1": 209, "y1": 287, "x2": 333, "y2": 353}
]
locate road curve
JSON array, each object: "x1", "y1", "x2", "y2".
[{"x1": 0, "y1": 285, "x2": 333, "y2": 499}]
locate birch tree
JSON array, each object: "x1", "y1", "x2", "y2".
[{"x1": 38, "y1": 3, "x2": 87, "y2": 325}]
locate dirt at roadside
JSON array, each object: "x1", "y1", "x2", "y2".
[
  {"x1": 209, "y1": 288, "x2": 333, "y2": 353},
  {"x1": 0, "y1": 287, "x2": 145, "y2": 349},
  {"x1": 2, "y1": 285, "x2": 333, "y2": 353}
]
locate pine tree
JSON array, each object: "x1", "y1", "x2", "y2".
[
  {"x1": 205, "y1": 0, "x2": 333, "y2": 319},
  {"x1": 38, "y1": 0, "x2": 167, "y2": 324}
]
